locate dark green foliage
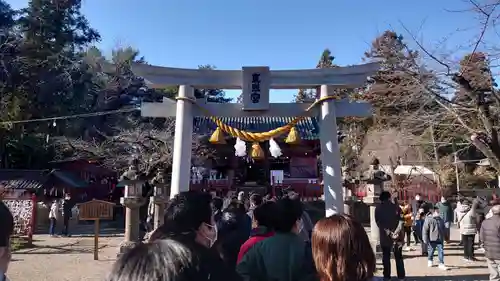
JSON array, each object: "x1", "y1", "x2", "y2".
[
  {"x1": 0, "y1": 0, "x2": 101, "y2": 168},
  {"x1": 0, "y1": 0, "x2": 228, "y2": 170}
]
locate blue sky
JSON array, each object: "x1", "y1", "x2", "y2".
[{"x1": 7, "y1": 0, "x2": 490, "y2": 102}]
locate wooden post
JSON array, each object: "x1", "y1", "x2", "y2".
[
  {"x1": 28, "y1": 193, "x2": 37, "y2": 246},
  {"x1": 77, "y1": 199, "x2": 114, "y2": 261},
  {"x1": 94, "y1": 219, "x2": 100, "y2": 260}
]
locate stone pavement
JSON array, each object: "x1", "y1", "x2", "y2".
[{"x1": 7, "y1": 228, "x2": 489, "y2": 281}]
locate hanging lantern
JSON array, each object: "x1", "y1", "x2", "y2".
[
  {"x1": 269, "y1": 138, "x2": 282, "y2": 158},
  {"x1": 250, "y1": 142, "x2": 265, "y2": 160},
  {"x1": 209, "y1": 127, "x2": 226, "y2": 144},
  {"x1": 285, "y1": 127, "x2": 301, "y2": 144}
]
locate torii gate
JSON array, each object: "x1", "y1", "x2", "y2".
[{"x1": 132, "y1": 63, "x2": 378, "y2": 216}]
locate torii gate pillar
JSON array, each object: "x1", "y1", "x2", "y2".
[
  {"x1": 319, "y1": 85, "x2": 343, "y2": 216},
  {"x1": 170, "y1": 85, "x2": 195, "y2": 198}
]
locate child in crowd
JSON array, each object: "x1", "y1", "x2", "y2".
[
  {"x1": 422, "y1": 206, "x2": 449, "y2": 270},
  {"x1": 401, "y1": 201, "x2": 413, "y2": 251},
  {"x1": 415, "y1": 207, "x2": 427, "y2": 256}
]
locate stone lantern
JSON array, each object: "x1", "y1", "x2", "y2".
[
  {"x1": 362, "y1": 157, "x2": 392, "y2": 253},
  {"x1": 151, "y1": 169, "x2": 169, "y2": 230},
  {"x1": 118, "y1": 159, "x2": 145, "y2": 255}
]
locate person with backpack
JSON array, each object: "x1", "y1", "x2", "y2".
[{"x1": 422, "y1": 206, "x2": 449, "y2": 270}]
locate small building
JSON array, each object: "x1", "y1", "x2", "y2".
[
  {"x1": 193, "y1": 116, "x2": 321, "y2": 191},
  {"x1": 0, "y1": 169, "x2": 88, "y2": 200},
  {"x1": 49, "y1": 158, "x2": 117, "y2": 201}
]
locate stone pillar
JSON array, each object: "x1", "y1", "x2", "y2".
[
  {"x1": 119, "y1": 197, "x2": 144, "y2": 254},
  {"x1": 152, "y1": 196, "x2": 167, "y2": 230},
  {"x1": 319, "y1": 85, "x2": 344, "y2": 217},
  {"x1": 343, "y1": 186, "x2": 353, "y2": 216},
  {"x1": 170, "y1": 85, "x2": 195, "y2": 198},
  {"x1": 364, "y1": 182, "x2": 383, "y2": 253}
]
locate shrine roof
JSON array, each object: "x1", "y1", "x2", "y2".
[
  {"x1": 193, "y1": 116, "x2": 319, "y2": 140},
  {"x1": 0, "y1": 170, "x2": 47, "y2": 190},
  {"x1": 49, "y1": 170, "x2": 88, "y2": 188},
  {"x1": 0, "y1": 169, "x2": 88, "y2": 190}
]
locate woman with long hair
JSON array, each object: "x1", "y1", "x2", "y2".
[
  {"x1": 107, "y1": 239, "x2": 204, "y2": 281},
  {"x1": 148, "y1": 191, "x2": 241, "y2": 281},
  {"x1": 312, "y1": 214, "x2": 376, "y2": 281}
]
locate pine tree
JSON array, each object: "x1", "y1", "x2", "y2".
[
  {"x1": 317, "y1": 49, "x2": 335, "y2": 68},
  {"x1": 195, "y1": 65, "x2": 232, "y2": 103},
  {"x1": 363, "y1": 30, "x2": 435, "y2": 126},
  {"x1": 15, "y1": 0, "x2": 101, "y2": 119},
  {"x1": 0, "y1": 0, "x2": 14, "y2": 30},
  {"x1": 293, "y1": 89, "x2": 316, "y2": 103},
  {"x1": 454, "y1": 52, "x2": 496, "y2": 105}
]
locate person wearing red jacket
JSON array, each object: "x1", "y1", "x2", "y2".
[{"x1": 237, "y1": 201, "x2": 276, "y2": 263}]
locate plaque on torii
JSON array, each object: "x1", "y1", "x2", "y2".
[{"x1": 128, "y1": 63, "x2": 379, "y2": 216}]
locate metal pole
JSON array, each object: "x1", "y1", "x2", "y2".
[{"x1": 455, "y1": 153, "x2": 460, "y2": 192}]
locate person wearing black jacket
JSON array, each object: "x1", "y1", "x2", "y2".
[
  {"x1": 215, "y1": 208, "x2": 250, "y2": 268},
  {"x1": 61, "y1": 194, "x2": 74, "y2": 236},
  {"x1": 0, "y1": 201, "x2": 13, "y2": 281},
  {"x1": 212, "y1": 197, "x2": 224, "y2": 225},
  {"x1": 481, "y1": 205, "x2": 500, "y2": 280},
  {"x1": 150, "y1": 191, "x2": 241, "y2": 281}
]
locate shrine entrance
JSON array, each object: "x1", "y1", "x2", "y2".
[
  {"x1": 129, "y1": 63, "x2": 379, "y2": 216},
  {"x1": 243, "y1": 159, "x2": 266, "y2": 184}
]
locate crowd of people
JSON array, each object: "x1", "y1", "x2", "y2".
[
  {"x1": 2, "y1": 189, "x2": 500, "y2": 281},
  {"x1": 393, "y1": 192, "x2": 500, "y2": 281},
  {"x1": 115, "y1": 190, "x2": 377, "y2": 281}
]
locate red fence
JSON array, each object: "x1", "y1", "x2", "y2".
[{"x1": 352, "y1": 183, "x2": 441, "y2": 203}]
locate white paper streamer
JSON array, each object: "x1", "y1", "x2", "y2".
[
  {"x1": 234, "y1": 137, "x2": 247, "y2": 157},
  {"x1": 269, "y1": 138, "x2": 282, "y2": 158}
]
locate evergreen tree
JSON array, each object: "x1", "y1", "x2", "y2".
[
  {"x1": 0, "y1": 0, "x2": 100, "y2": 168},
  {"x1": 293, "y1": 89, "x2": 316, "y2": 103},
  {"x1": 316, "y1": 49, "x2": 335, "y2": 68},
  {"x1": 454, "y1": 52, "x2": 497, "y2": 105},
  {"x1": 363, "y1": 30, "x2": 436, "y2": 127},
  {"x1": 196, "y1": 65, "x2": 232, "y2": 103},
  {"x1": 452, "y1": 52, "x2": 500, "y2": 172},
  {"x1": 0, "y1": 0, "x2": 14, "y2": 30},
  {"x1": 15, "y1": 0, "x2": 101, "y2": 120}
]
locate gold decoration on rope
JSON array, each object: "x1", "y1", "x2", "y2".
[{"x1": 176, "y1": 95, "x2": 340, "y2": 159}]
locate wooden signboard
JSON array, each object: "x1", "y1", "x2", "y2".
[{"x1": 77, "y1": 199, "x2": 115, "y2": 260}]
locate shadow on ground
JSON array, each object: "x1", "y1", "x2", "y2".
[{"x1": 14, "y1": 241, "x2": 109, "y2": 255}]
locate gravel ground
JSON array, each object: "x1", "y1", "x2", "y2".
[
  {"x1": 7, "y1": 235, "x2": 120, "y2": 281},
  {"x1": 7, "y1": 228, "x2": 489, "y2": 281}
]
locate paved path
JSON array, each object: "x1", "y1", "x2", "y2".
[{"x1": 7, "y1": 228, "x2": 489, "y2": 281}]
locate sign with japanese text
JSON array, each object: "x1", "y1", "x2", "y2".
[
  {"x1": 78, "y1": 199, "x2": 115, "y2": 221},
  {"x1": 242, "y1": 66, "x2": 270, "y2": 111}
]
